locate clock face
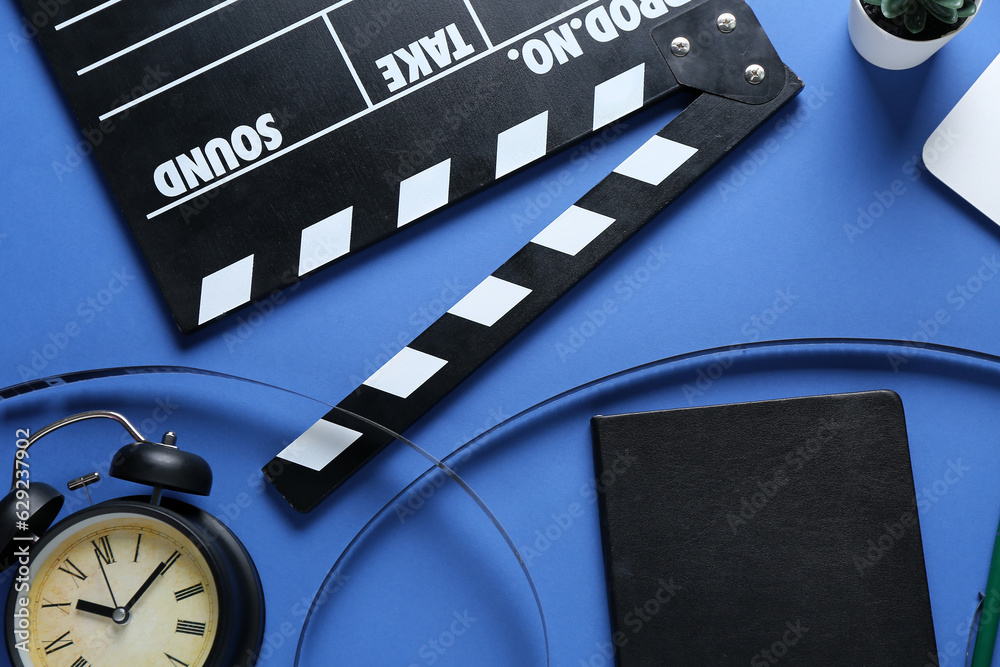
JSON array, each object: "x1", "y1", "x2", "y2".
[{"x1": 11, "y1": 512, "x2": 220, "y2": 667}]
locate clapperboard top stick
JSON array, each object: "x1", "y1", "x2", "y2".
[
  {"x1": 264, "y1": 0, "x2": 804, "y2": 512},
  {"x1": 23, "y1": 0, "x2": 761, "y2": 333}
]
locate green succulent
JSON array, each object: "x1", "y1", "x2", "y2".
[{"x1": 862, "y1": 0, "x2": 978, "y2": 34}]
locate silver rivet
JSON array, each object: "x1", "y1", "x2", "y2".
[
  {"x1": 745, "y1": 64, "x2": 765, "y2": 85},
  {"x1": 717, "y1": 13, "x2": 737, "y2": 33},
  {"x1": 670, "y1": 37, "x2": 691, "y2": 57}
]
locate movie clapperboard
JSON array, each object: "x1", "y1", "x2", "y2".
[
  {"x1": 21, "y1": 0, "x2": 803, "y2": 511},
  {"x1": 22, "y1": 0, "x2": 697, "y2": 332}
]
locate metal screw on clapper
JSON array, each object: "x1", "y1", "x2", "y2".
[
  {"x1": 670, "y1": 36, "x2": 690, "y2": 57},
  {"x1": 67, "y1": 472, "x2": 101, "y2": 506},
  {"x1": 717, "y1": 12, "x2": 737, "y2": 33},
  {"x1": 746, "y1": 64, "x2": 766, "y2": 85},
  {"x1": 672, "y1": 14, "x2": 739, "y2": 60}
]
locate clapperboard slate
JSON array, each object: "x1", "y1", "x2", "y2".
[{"x1": 22, "y1": 0, "x2": 697, "y2": 332}]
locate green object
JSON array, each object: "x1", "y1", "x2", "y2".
[
  {"x1": 972, "y1": 514, "x2": 1000, "y2": 667},
  {"x1": 862, "y1": 0, "x2": 978, "y2": 34}
]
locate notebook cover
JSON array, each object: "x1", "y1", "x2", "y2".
[{"x1": 591, "y1": 390, "x2": 938, "y2": 666}]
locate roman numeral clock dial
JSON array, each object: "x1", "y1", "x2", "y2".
[
  {"x1": 13, "y1": 515, "x2": 219, "y2": 666},
  {"x1": 2, "y1": 413, "x2": 264, "y2": 667}
]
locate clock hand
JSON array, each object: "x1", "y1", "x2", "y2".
[
  {"x1": 94, "y1": 548, "x2": 119, "y2": 608},
  {"x1": 123, "y1": 561, "x2": 166, "y2": 612},
  {"x1": 75, "y1": 599, "x2": 116, "y2": 619}
]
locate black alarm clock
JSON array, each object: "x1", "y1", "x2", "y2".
[{"x1": 0, "y1": 411, "x2": 264, "y2": 667}]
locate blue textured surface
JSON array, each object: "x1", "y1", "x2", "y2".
[{"x1": 2, "y1": 1, "x2": 1000, "y2": 664}]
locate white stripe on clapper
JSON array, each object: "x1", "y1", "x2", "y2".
[
  {"x1": 55, "y1": 0, "x2": 127, "y2": 31},
  {"x1": 322, "y1": 14, "x2": 373, "y2": 108},
  {"x1": 462, "y1": 0, "x2": 494, "y2": 50},
  {"x1": 77, "y1": 0, "x2": 244, "y2": 76}
]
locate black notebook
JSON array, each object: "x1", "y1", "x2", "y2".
[{"x1": 591, "y1": 390, "x2": 938, "y2": 666}]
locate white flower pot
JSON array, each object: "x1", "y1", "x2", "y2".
[{"x1": 848, "y1": 0, "x2": 982, "y2": 70}]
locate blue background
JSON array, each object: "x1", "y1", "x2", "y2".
[{"x1": 2, "y1": 0, "x2": 1000, "y2": 664}]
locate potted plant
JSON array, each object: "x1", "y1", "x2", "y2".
[{"x1": 849, "y1": 0, "x2": 981, "y2": 70}]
